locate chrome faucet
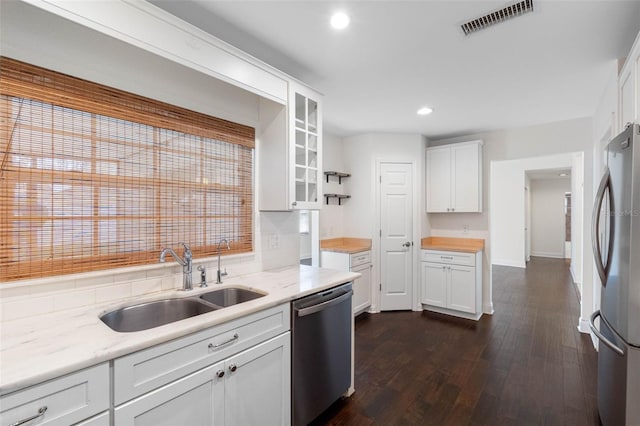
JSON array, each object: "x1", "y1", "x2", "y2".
[
  {"x1": 216, "y1": 238, "x2": 231, "y2": 284},
  {"x1": 159, "y1": 242, "x2": 193, "y2": 291}
]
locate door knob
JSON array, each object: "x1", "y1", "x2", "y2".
[{"x1": 402, "y1": 241, "x2": 412, "y2": 248}]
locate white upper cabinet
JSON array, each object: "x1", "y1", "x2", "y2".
[
  {"x1": 426, "y1": 140, "x2": 483, "y2": 213},
  {"x1": 619, "y1": 31, "x2": 640, "y2": 130},
  {"x1": 290, "y1": 82, "x2": 323, "y2": 210},
  {"x1": 258, "y1": 82, "x2": 323, "y2": 211}
]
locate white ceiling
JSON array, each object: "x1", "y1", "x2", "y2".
[{"x1": 150, "y1": 1, "x2": 640, "y2": 139}]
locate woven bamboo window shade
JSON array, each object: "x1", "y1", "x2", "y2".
[{"x1": 0, "y1": 57, "x2": 255, "y2": 282}]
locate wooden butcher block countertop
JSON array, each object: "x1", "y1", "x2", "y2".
[
  {"x1": 320, "y1": 238, "x2": 372, "y2": 254},
  {"x1": 421, "y1": 237, "x2": 484, "y2": 253}
]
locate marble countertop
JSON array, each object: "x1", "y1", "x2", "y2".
[
  {"x1": 0, "y1": 265, "x2": 359, "y2": 395},
  {"x1": 320, "y1": 237, "x2": 372, "y2": 254},
  {"x1": 421, "y1": 237, "x2": 484, "y2": 253}
]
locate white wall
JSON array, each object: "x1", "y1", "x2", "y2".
[
  {"x1": 571, "y1": 153, "x2": 584, "y2": 287},
  {"x1": 525, "y1": 175, "x2": 532, "y2": 261},
  {"x1": 591, "y1": 61, "x2": 619, "y2": 322},
  {"x1": 319, "y1": 132, "x2": 346, "y2": 239},
  {"x1": 341, "y1": 133, "x2": 428, "y2": 311},
  {"x1": 0, "y1": 0, "x2": 261, "y2": 128},
  {"x1": 530, "y1": 179, "x2": 571, "y2": 258}
]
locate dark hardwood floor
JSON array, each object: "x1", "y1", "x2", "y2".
[{"x1": 313, "y1": 257, "x2": 599, "y2": 425}]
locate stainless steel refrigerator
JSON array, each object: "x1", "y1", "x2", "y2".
[{"x1": 590, "y1": 123, "x2": 640, "y2": 426}]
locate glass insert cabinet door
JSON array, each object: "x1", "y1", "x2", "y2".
[{"x1": 290, "y1": 83, "x2": 322, "y2": 209}]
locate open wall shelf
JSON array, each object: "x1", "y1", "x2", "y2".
[
  {"x1": 324, "y1": 194, "x2": 351, "y2": 205},
  {"x1": 324, "y1": 171, "x2": 350, "y2": 184}
]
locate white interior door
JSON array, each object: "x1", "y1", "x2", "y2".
[{"x1": 379, "y1": 162, "x2": 413, "y2": 310}]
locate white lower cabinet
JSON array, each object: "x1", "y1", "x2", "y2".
[
  {"x1": 0, "y1": 363, "x2": 109, "y2": 426},
  {"x1": 115, "y1": 333, "x2": 290, "y2": 426},
  {"x1": 114, "y1": 362, "x2": 224, "y2": 426},
  {"x1": 421, "y1": 249, "x2": 483, "y2": 320},
  {"x1": 321, "y1": 250, "x2": 372, "y2": 315},
  {"x1": 224, "y1": 333, "x2": 291, "y2": 426},
  {"x1": 113, "y1": 304, "x2": 291, "y2": 426},
  {"x1": 74, "y1": 411, "x2": 110, "y2": 426},
  {"x1": 351, "y1": 262, "x2": 372, "y2": 315},
  {"x1": 421, "y1": 261, "x2": 446, "y2": 307}
]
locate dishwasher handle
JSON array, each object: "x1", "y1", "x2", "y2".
[{"x1": 295, "y1": 290, "x2": 353, "y2": 317}]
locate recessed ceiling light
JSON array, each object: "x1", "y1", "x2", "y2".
[
  {"x1": 330, "y1": 12, "x2": 350, "y2": 30},
  {"x1": 417, "y1": 107, "x2": 433, "y2": 115}
]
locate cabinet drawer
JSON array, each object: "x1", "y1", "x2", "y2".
[
  {"x1": 113, "y1": 303, "x2": 289, "y2": 405},
  {"x1": 351, "y1": 251, "x2": 371, "y2": 267},
  {"x1": 0, "y1": 363, "x2": 109, "y2": 426},
  {"x1": 421, "y1": 250, "x2": 475, "y2": 266},
  {"x1": 75, "y1": 411, "x2": 110, "y2": 426}
]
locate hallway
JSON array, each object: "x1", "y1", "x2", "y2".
[{"x1": 315, "y1": 257, "x2": 599, "y2": 425}]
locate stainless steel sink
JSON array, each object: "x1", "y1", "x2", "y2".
[
  {"x1": 199, "y1": 287, "x2": 266, "y2": 307},
  {"x1": 100, "y1": 298, "x2": 218, "y2": 332}
]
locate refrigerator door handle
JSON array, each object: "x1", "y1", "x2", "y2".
[
  {"x1": 589, "y1": 310, "x2": 624, "y2": 356},
  {"x1": 591, "y1": 167, "x2": 612, "y2": 286}
]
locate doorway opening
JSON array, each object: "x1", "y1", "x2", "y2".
[
  {"x1": 299, "y1": 210, "x2": 319, "y2": 266},
  {"x1": 525, "y1": 168, "x2": 571, "y2": 262}
]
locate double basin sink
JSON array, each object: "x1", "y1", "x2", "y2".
[{"x1": 100, "y1": 287, "x2": 266, "y2": 333}]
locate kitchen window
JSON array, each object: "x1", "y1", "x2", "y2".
[{"x1": 0, "y1": 57, "x2": 254, "y2": 282}]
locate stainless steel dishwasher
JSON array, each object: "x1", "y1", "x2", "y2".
[{"x1": 292, "y1": 282, "x2": 353, "y2": 426}]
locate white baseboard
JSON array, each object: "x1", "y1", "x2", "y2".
[
  {"x1": 577, "y1": 317, "x2": 590, "y2": 334},
  {"x1": 492, "y1": 259, "x2": 526, "y2": 268},
  {"x1": 530, "y1": 251, "x2": 564, "y2": 258},
  {"x1": 483, "y1": 303, "x2": 494, "y2": 315}
]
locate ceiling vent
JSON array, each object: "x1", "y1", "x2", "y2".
[{"x1": 461, "y1": 0, "x2": 534, "y2": 36}]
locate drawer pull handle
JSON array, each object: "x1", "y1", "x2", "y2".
[
  {"x1": 216, "y1": 370, "x2": 225, "y2": 378},
  {"x1": 440, "y1": 256, "x2": 453, "y2": 260},
  {"x1": 208, "y1": 333, "x2": 239, "y2": 350},
  {"x1": 11, "y1": 406, "x2": 47, "y2": 426},
  {"x1": 229, "y1": 364, "x2": 238, "y2": 372}
]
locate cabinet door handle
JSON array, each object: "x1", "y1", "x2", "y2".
[
  {"x1": 292, "y1": 201, "x2": 297, "y2": 207},
  {"x1": 10, "y1": 406, "x2": 47, "y2": 426},
  {"x1": 229, "y1": 364, "x2": 238, "y2": 372},
  {"x1": 208, "y1": 333, "x2": 239, "y2": 350},
  {"x1": 216, "y1": 370, "x2": 225, "y2": 378}
]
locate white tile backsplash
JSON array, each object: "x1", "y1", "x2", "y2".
[
  {"x1": 131, "y1": 278, "x2": 163, "y2": 296},
  {"x1": 95, "y1": 282, "x2": 132, "y2": 303},
  {"x1": 3, "y1": 296, "x2": 54, "y2": 322},
  {"x1": 53, "y1": 289, "x2": 96, "y2": 312},
  {"x1": 29, "y1": 281, "x2": 75, "y2": 296},
  {"x1": 75, "y1": 274, "x2": 115, "y2": 288}
]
